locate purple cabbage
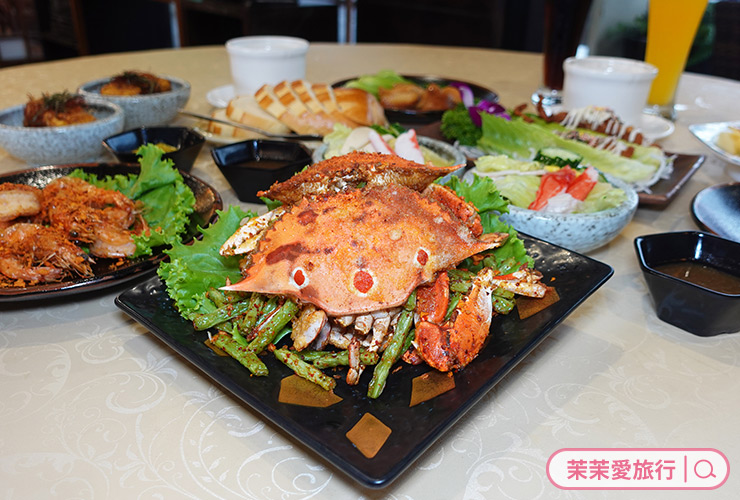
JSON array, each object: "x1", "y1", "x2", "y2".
[{"x1": 450, "y1": 82, "x2": 510, "y2": 127}]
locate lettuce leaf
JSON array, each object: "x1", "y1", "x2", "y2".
[
  {"x1": 158, "y1": 205, "x2": 253, "y2": 320},
  {"x1": 343, "y1": 69, "x2": 413, "y2": 96},
  {"x1": 68, "y1": 144, "x2": 195, "y2": 257},
  {"x1": 477, "y1": 113, "x2": 662, "y2": 185},
  {"x1": 441, "y1": 174, "x2": 533, "y2": 271},
  {"x1": 474, "y1": 154, "x2": 627, "y2": 213}
]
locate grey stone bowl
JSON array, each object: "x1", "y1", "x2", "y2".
[
  {"x1": 0, "y1": 98, "x2": 125, "y2": 166},
  {"x1": 464, "y1": 170, "x2": 639, "y2": 253},
  {"x1": 78, "y1": 75, "x2": 190, "y2": 131}
]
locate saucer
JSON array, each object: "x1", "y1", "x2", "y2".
[
  {"x1": 640, "y1": 113, "x2": 675, "y2": 141},
  {"x1": 206, "y1": 84, "x2": 235, "y2": 108}
]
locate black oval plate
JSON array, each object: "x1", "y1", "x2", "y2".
[
  {"x1": 0, "y1": 163, "x2": 222, "y2": 302},
  {"x1": 333, "y1": 74, "x2": 498, "y2": 125},
  {"x1": 115, "y1": 235, "x2": 613, "y2": 488}
]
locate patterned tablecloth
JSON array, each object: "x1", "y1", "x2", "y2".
[{"x1": 1, "y1": 44, "x2": 739, "y2": 499}]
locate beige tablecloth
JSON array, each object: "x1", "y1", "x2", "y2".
[{"x1": 1, "y1": 44, "x2": 739, "y2": 499}]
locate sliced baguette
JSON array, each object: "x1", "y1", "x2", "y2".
[
  {"x1": 255, "y1": 84, "x2": 321, "y2": 135},
  {"x1": 225, "y1": 94, "x2": 291, "y2": 135},
  {"x1": 274, "y1": 81, "x2": 336, "y2": 135},
  {"x1": 207, "y1": 108, "x2": 258, "y2": 140}
]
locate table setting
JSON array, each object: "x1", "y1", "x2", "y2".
[{"x1": 1, "y1": 4, "x2": 740, "y2": 494}]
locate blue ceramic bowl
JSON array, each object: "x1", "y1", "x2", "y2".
[{"x1": 634, "y1": 231, "x2": 740, "y2": 336}]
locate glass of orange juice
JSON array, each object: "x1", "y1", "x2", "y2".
[{"x1": 644, "y1": 0, "x2": 708, "y2": 121}]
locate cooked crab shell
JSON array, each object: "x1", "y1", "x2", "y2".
[{"x1": 223, "y1": 184, "x2": 507, "y2": 316}]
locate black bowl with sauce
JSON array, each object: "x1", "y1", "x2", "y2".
[
  {"x1": 211, "y1": 139, "x2": 312, "y2": 203},
  {"x1": 103, "y1": 126, "x2": 205, "y2": 172},
  {"x1": 634, "y1": 231, "x2": 740, "y2": 336}
]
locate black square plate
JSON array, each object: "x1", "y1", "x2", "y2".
[{"x1": 115, "y1": 235, "x2": 612, "y2": 488}]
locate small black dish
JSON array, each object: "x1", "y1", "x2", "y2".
[
  {"x1": 634, "y1": 231, "x2": 740, "y2": 336},
  {"x1": 211, "y1": 139, "x2": 312, "y2": 203},
  {"x1": 103, "y1": 126, "x2": 205, "y2": 172}
]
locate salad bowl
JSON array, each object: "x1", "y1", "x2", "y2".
[
  {"x1": 464, "y1": 159, "x2": 639, "y2": 253},
  {"x1": 501, "y1": 178, "x2": 639, "y2": 253}
]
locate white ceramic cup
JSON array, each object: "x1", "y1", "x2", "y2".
[
  {"x1": 225, "y1": 36, "x2": 309, "y2": 96},
  {"x1": 562, "y1": 56, "x2": 658, "y2": 126}
]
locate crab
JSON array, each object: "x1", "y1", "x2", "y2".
[{"x1": 220, "y1": 151, "x2": 547, "y2": 373}]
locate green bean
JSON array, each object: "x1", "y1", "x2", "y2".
[
  {"x1": 367, "y1": 302, "x2": 415, "y2": 399},
  {"x1": 193, "y1": 299, "x2": 254, "y2": 330},
  {"x1": 272, "y1": 325, "x2": 292, "y2": 345},
  {"x1": 312, "y1": 349, "x2": 380, "y2": 369},
  {"x1": 207, "y1": 288, "x2": 230, "y2": 308},
  {"x1": 444, "y1": 292, "x2": 462, "y2": 321},
  {"x1": 401, "y1": 328, "x2": 416, "y2": 356},
  {"x1": 247, "y1": 299, "x2": 299, "y2": 353},
  {"x1": 212, "y1": 334, "x2": 268, "y2": 376},
  {"x1": 259, "y1": 295, "x2": 280, "y2": 321},
  {"x1": 404, "y1": 289, "x2": 417, "y2": 311},
  {"x1": 237, "y1": 293, "x2": 266, "y2": 334},
  {"x1": 273, "y1": 347, "x2": 336, "y2": 391},
  {"x1": 294, "y1": 350, "x2": 327, "y2": 362},
  {"x1": 492, "y1": 287, "x2": 516, "y2": 315}
]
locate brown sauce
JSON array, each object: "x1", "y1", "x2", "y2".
[
  {"x1": 654, "y1": 261, "x2": 740, "y2": 295},
  {"x1": 239, "y1": 159, "x2": 290, "y2": 171}
]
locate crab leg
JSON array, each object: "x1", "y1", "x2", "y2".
[
  {"x1": 490, "y1": 268, "x2": 547, "y2": 298},
  {"x1": 415, "y1": 267, "x2": 498, "y2": 372},
  {"x1": 219, "y1": 208, "x2": 285, "y2": 257}
]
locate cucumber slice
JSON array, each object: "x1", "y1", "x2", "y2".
[{"x1": 534, "y1": 147, "x2": 583, "y2": 168}]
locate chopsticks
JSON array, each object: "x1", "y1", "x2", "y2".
[{"x1": 178, "y1": 110, "x2": 323, "y2": 141}]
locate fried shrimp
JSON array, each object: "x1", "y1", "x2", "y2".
[
  {"x1": 0, "y1": 183, "x2": 42, "y2": 225},
  {"x1": 0, "y1": 223, "x2": 93, "y2": 283},
  {"x1": 42, "y1": 177, "x2": 138, "y2": 258}
]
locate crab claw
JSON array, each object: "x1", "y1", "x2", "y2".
[{"x1": 415, "y1": 267, "x2": 498, "y2": 372}]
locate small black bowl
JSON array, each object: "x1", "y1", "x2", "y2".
[
  {"x1": 103, "y1": 126, "x2": 205, "y2": 172},
  {"x1": 211, "y1": 139, "x2": 312, "y2": 203},
  {"x1": 634, "y1": 231, "x2": 740, "y2": 336}
]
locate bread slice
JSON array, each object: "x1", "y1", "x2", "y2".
[
  {"x1": 225, "y1": 94, "x2": 291, "y2": 135},
  {"x1": 273, "y1": 81, "x2": 335, "y2": 135},
  {"x1": 206, "y1": 108, "x2": 257, "y2": 139},
  {"x1": 255, "y1": 84, "x2": 322, "y2": 135}
]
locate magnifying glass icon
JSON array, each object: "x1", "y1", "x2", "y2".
[{"x1": 694, "y1": 459, "x2": 716, "y2": 479}]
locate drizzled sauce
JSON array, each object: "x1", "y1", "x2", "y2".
[{"x1": 655, "y1": 261, "x2": 740, "y2": 295}]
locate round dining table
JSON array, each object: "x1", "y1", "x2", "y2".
[{"x1": 1, "y1": 43, "x2": 739, "y2": 499}]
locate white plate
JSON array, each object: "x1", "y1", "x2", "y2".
[
  {"x1": 689, "y1": 121, "x2": 740, "y2": 166},
  {"x1": 639, "y1": 113, "x2": 675, "y2": 141},
  {"x1": 206, "y1": 84, "x2": 236, "y2": 108}
]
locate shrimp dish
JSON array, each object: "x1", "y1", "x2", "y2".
[{"x1": 0, "y1": 178, "x2": 142, "y2": 287}]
